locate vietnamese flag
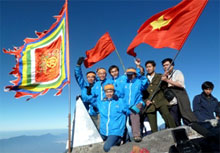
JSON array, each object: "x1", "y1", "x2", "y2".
[
  {"x1": 127, "y1": 0, "x2": 208, "y2": 57},
  {"x1": 84, "y1": 32, "x2": 116, "y2": 68}
]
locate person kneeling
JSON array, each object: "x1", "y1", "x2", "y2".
[{"x1": 94, "y1": 84, "x2": 130, "y2": 152}]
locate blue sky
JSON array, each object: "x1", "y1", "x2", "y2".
[{"x1": 0, "y1": 0, "x2": 219, "y2": 132}]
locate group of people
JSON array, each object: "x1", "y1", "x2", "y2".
[{"x1": 74, "y1": 57, "x2": 219, "y2": 152}]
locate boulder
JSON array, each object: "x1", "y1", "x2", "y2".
[{"x1": 72, "y1": 126, "x2": 201, "y2": 153}]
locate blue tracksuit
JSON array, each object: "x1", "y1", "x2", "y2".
[
  {"x1": 74, "y1": 66, "x2": 98, "y2": 116},
  {"x1": 111, "y1": 75, "x2": 127, "y2": 98},
  {"x1": 96, "y1": 97, "x2": 130, "y2": 137},
  {"x1": 91, "y1": 78, "x2": 113, "y2": 103},
  {"x1": 122, "y1": 77, "x2": 147, "y2": 107},
  {"x1": 113, "y1": 69, "x2": 148, "y2": 99}
]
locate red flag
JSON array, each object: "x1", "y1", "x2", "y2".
[
  {"x1": 84, "y1": 32, "x2": 116, "y2": 68},
  {"x1": 127, "y1": 0, "x2": 208, "y2": 57}
]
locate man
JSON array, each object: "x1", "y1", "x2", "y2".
[
  {"x1": 161, "y1": 58, "x2": 197, "y2": 126},
  {"x1": 108, "y1": 65, "x2": 126, "y2": 90},
  {"x1": 108, "y1": 65, "x2": 120, "y2": 83},
  {"x1": 92, "y1": 84, "x2": 130, "y2": 152},
  {"x1": 123, "y1": 68, "x2": 146, "y2": 142},
  {"x1": 193, "y1": 81, "x2": 219, "y2": 122},
  {"x1": 74, "y1": 57, "x2": 99, "y2": 128},
  {"x1": 91, "y1": 68, "x2": 113, "y2": 102},
  {"x1": 142, "y1": 60, "x2": 176, "y2": 133}
]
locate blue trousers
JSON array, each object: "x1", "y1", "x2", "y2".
[{"x1": 101, "y1": 135, "x2": 122, "y2": 152}]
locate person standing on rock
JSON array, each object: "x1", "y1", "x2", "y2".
[
  {"x1": 122, "y1": 68, "x2": 147, "y2": 142},
  {"x1": 161, "y1": 58, "x2": 197, "y2": 126},
  {"x1": 142, "y1": 60, "x2": 176, "y2": 133}
]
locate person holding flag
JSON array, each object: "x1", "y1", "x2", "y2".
[
  {"x1": 122, "y1": 68, "x2": 147, "y2": 142},
  {"x1": 161, "y1": 58, "x2": 197, "y2": 126},
  {"x1": 74, "y1": 57, "x2": 99, "y2": 129}
]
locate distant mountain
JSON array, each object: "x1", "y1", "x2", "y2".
[{"x1": 0, "y1": 133, "x2": 67, "y2": 153}]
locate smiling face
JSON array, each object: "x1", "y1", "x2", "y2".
[
  {"x1": 146, "y1": 63, "x2": 155, "y2": 75},
  {"x1": 110, "y1": 67, "x2": 119, "y2": 79},
  {"x1": 105, "y1": 89, "x2": 114, "y2": 99},
  {"x1": 97, "y1": 69, "x2": 106, "y2": 81},
  {"x1": 162, "y1": 61, "x2": 173, "y2": 72},
  {"x1": 86, "y1": 74, "x2": 95, "y2": 84}
]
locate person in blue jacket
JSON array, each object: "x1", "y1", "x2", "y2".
[
  {"x1": 193, "y1": 81, "x2": 219, "y2": 122},
  {"x1": 74, "y1": 57, "x2": 99, "y2": 128},
  {"x1": 94, "y1": 84, "x2": 130, "y2": 152},
  {"x1": 123, "y1": 68, "x2": 147, "y2": 142},
  {"x1": 91, "y1": 68, "x2": 113, "y2": 102},
  {"x1": 108, "y1": 65, "x2": 126, "y2": 87}
]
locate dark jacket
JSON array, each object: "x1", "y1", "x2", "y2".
[
  {"x1": 169, "y1": 87, "x2": 198, "y2": 123},
  {"x1": 143, "y1": 73, "x2": 169, "y2": 113},
  {"x1": 193, "y1": 92, "x2": 219, "y2": 122}
]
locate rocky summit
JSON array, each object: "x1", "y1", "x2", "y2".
[{"x1": 72, "y1": 126, "x2": 202, "y2": 153}]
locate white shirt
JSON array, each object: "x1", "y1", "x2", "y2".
[
  {"x1": 168, "y1": 69, "x2": 185, "y2": 105},
  {"x1": 168, "y1": 69, "x2": 185, "y2": 88},
  {"x1": 147, "y1": 73, "x2": 155, "y2": 83}
]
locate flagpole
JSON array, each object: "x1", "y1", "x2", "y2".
[
  {"x1": 115, "y1": 48, "x2": 126, "y2": 72},
  {"x1": 68, "y1": 84, "x2": 72, "y2": 153},
  {"x1": 64, "y1": 0, "x2": 72, "y2": 152}
]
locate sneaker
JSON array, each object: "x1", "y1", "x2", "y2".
[{"x1": 134, "y1": 136, "x2": 142, "y2": 142}]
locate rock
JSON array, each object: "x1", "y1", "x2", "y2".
[{"x1": 72, "y1": 126, "x2": 201, "y2": 153}]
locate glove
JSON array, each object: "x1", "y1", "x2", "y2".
[
  {"x1": 112, "y1": 94, "x2": 119, "y2": 100},
  {"x1": 129, "y1": 105, "x2": 140, "y2": 114},
  {"x1": 85, "y1": 86, "x2": 92, "y2": 95},
  {"x1": 77, "y1": 57, "x2": 85, "y2": 66}
]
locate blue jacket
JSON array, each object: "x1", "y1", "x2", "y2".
[
  {"x1": 91, "y1": 78, "x2": 113, "y2": 103},
  {"x1": 111, "y1": 75, "x2": 127, "y2": 87},
  {"x1": 111, "y1": 75, "x2": 127, "y2": 98},
  {"x1": 96, "y1": 97, "x2": 130, "y2": 136},
  {"x1": 136, "y1": 68, "x2": 149, "y2": 91},
  {"x1": 193, "y1": 92, "x2": 219, "y2": 122},
  {"x1": 122, "y1": 77, "x2": 146, "y2": 107},
  {"x1": 74, "y1": 66, "x2": 98, "y2": 116}
]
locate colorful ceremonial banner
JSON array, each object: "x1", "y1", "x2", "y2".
[
  {"x1": 84, "y1": 32, "x2": 116, "y2": 68},
  {"x1": 3, "y1": 1, "x2": 70, "y2": 100},
  {"x1": 127, "y1": 0, "x2": 208, "y2": 57}
]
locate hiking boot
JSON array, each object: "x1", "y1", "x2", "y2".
[{"x1": 134, "y1": 136, "x2": 142, "y2": 142}]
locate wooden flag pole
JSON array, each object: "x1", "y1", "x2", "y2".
[
  {"x1": 115, "y1": 48, "x2": 126, "y2": 72},
  {"x1": 65, "y1": 0, "x2": 71, "y2": 152},
  {"x1": 68, "y1": 84, "x2": 72, "y2": 153}
]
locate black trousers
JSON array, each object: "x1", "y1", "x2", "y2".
[
  {"x1": 169, "y1": 104, "x2": 181, "y2": 126},
  {"x1": 169, "y1": 104, "x2": 191, "y2": 126}
]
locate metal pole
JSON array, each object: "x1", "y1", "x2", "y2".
[{"x1": 115, "y1": 48, "x2": 126, "y2": 72}]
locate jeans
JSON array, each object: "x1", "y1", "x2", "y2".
[{"x1": 101, "y1": 135, "x2": 122, "y2": 152}]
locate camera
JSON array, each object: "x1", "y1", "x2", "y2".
[{"x1": 169, "y1": 128, "x2": 201, "y2": 153}]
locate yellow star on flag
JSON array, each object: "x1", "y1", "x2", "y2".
[{"x1": 150, "y1": 15, "x2": 172, "y2": 30}]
